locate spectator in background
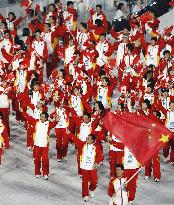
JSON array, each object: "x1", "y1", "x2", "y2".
[{"x1": 114, "y1": 3, "x2": 127, "y2": 20}]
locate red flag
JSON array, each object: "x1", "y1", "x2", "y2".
[
  {"x1": 103, "y1": 112, "x2": 172, "y2": 165},
  {"x1": 20, "y1": 0, "x2": 32, "y2": 7}
]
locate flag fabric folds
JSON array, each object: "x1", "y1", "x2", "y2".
[{"x1": 103, "y1": 111, "x2": 172, "y2": 165}]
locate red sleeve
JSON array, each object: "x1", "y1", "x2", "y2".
[
  {"x1": 50, "y1": 110, "x2": 57, "y2": 119},
  {"x1": 108, "y1": 178, "x2": 115, "y2": 197},
  {"x1": 0, "y1": 14, "x2": 5, "y2": 22},
  {"x1": 111, "y1": 140, "x2": 125, "y2": 150},
  {"x1": 82, "y1": 98, "x2": 93, "y2": 113},
  {"x1": 68, "y1": 133, "x2": 84, "y2": 148},
  {"x1": 21, "y1": 111, "x2": 36, "y2": 125},
  {"x1": 108, "y1": 77, "x2": 117, "y2": 97},
  {"x1": 49, "y1": 120, "x2": 58, "y2": 130},
  {"x1": 95, "y1": 144, "x2": 103, "y2": 164},
  {"x1": 14, "y1": 16, "x2": 24, "y2": 26}
]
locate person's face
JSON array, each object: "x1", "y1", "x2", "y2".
[
  {"x1": 35, "y1": 32, "x2": 41, "y2": 40},
  {"x1": 8, "y1": 13, "x2": 14, "y2": 20},
  {"x1": 147, "y1": 86, "x2": 152, "y2": 93},
  {"x1": 48, "y1": 16, "x2": 55, "y2": 24},
  {"x1": 4, "y1": 33, "x2": 10, "y2": 39},
  {"x1": 94, "y1": 103, "x2": 100, "y2": 111},
  {"x1": 2, "y1": 81, "x2": 7, "y2": 87},
  {"x1": 81, "y1": 26, "x2": 86, "y2": 33},
  {"x1": 100, "y1": 35, "x2": 105, "y2": 43},
  {"x1": 102, "y1": 78, "x2": 107, "y2": 86},
  {"x1": 33, "y1": 84, "x2": 39, "y2": 92},
  {"x1": 19, "y1": 65, "x2": 25, "y2": 70},
  {"x1": 44, "y1": 24, "x2": 50, "y2": 32},
  {"x1": 116, "y1": 167, "x2": 124, "y2": 178},
  {"x1": 122, "y1": 36, "x2": 128, "y2": 43},
  {"x1": 142, "y1": 102, "x2": 148, "y2": 110},
  {"x1": 164, "y1": 53, "x2": 170, "y2": 59},
  {"x1": 169, "y1": 70, "x2": 174, "y2": 76},
  {"x1": 75, "y1": 54, "x2": 80, "y2": 62},
  {"x1": 40, "y1": 114, "x2": 46, "y2": 123},
  {"x1": 48, "y1": 5, "x2": 55, "y2": 12},
  {"x1": 96, "y1": 6, "x2": 101, "y2": 14},
  {"x1": 58, "y1": 71, "x2": 63, "y2": 79},
  {"x1": 68, "y1": 3, "x2": 74, "y2": 8},
  {"x1": 162, "y1": 91, "x2": 168, "y2": 98},
  {"x1": 0, "y1": 22, "x2": 6, "y2": 29},
  {"x1": 83, "y1": 115, "x2": 90, "y2": 123},
  {"x1": 151, "y1": 40, "x2": 156, "y2": 46},
  {"x1": 170, "y1": 103, "x2": 174, "y2": 111},
  {"x1": 69, "y1": 39, "x2": 74, "y2": 46},
  {"x1": 86, "y1": 135, "x2": 94, "y2": 144},
  {"x1": 74, "y1": 88, "x2": 79, "y2": 96},
  {"x1": 31, "y1": 74, "x2": 35, "y2": 79}
]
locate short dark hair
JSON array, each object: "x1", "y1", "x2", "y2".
[
  {"x1": 89, "y1": 134, "x2": 96, "y2": 142},
  {"x1": 100, "y1": 33, "x2": 106, "y2": 37},
  {"x1": 35, "y1": 29, "x2": 42, "y2": 34},
  {"x1": 49, "y1": 15, "x2": 57, "y2": 22},
  {"x1": 96, "y1": 4, "x2": 102, "y2": 9},
  {"x1": 126, "y1": 43, "x2": 134, "y2": 52},
  {"x1": 67, "y1": 1, "x2": 74, "y2": 7},
  {"x1": 83, "y1": 112, "x2": 91, "y2": 119},
  {"x1": 33, "y1": 81, "x2": 40, "y2": 87},
  {"x1": 4, "y1": 30, "x2": 10, "y2": 35},
  {"x1": 59, "y1": 69, "x2": 66, "y2": 79},
  {"x1": 8, "y1": 12, "x2": 16, "y2": 19},
  {"x1": 41, "y1": 112, "x2": 49, "y2": 120},
  {"x1": 163, "y1": 50, "x2": 170, "y2": 56},
  {"x1": 81, "y1": 22, "x2": 87, "y2": 30},
  {"x1": 151, "y1": 37, "x2": 157, "y2": 42},
  {"x1": 143, "y1": 99, "x2": 151, "y2": 108},
  {"x1": 116, "y1": 164, "x2": 124, "y2": 170},
  {"x1": 45, "y1": 23, "x2": 51, "y2": 28}
]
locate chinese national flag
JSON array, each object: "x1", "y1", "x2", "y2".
[{"x1": 103, "y1": 112, "x2": 172, "y2": 165}]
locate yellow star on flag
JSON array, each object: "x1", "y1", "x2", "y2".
[
  {"x1": 151, "y1": 124, "x2": 156, "y2": 128},
  {"x1": 159, "y1": 134, "x2": 169, "y2": 144}
]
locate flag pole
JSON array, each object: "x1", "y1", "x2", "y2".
[
  {"x1": 125, "y1": 166, "x2": 143, "y2": 186},
  {"x1": 117, "y1": 166, "x2": 143, "y2": 192}
]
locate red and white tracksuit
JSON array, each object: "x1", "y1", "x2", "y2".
[
  {"x1": 68, "y1": 133, "x2": 103, "y2": 197},
  {"x1": 108, "y1": 177, "x2": 128, "y2": 205},
  {"x1": 51, "y1": 107, "x2": 69, "y2": 160},
  {"x1": 123, "y1": 147, "x2": 139, "y2": 202},
  {"x1": 0, "y1": 85, "x2": 11, "y2": 135},
  {"x1": 22, "y1": 112, "x2": 57, "y2": 176}
]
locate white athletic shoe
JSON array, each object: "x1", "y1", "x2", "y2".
[
  {"x1": 83, "y1": 196, "x2": 89, "y2": 202},
  {"x1": 90, "y1": 191, "x2": 94, "y2": 198},
  {"x1": 154, "y1": 178, "x2": 160, "y2": 182},
  {"x1": 163, "y1": 157, "x2": 169, "y2": 163},
  {"x1": 129, "y1": 201, "x2": 135, "y2": 205},
  {"x1": 44, "y1": 175, "x2": 48, "y2": 180},
  {"x1": 62, "y1": 157, "x2": 67, "y2": 162},
  {"x1": 144, "y1": 176, "x2": 149, "y2": 180},
  {"x1": 27, "y1": 147, "x2": 32, "y2": 151},
  {"x1": 35, "y1": 175, "x2": 40, "y2": 178}
]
